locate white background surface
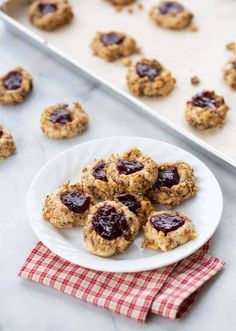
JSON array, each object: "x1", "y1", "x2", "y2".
[{"x1": 0, "y1": 18, "x2": 236, "y2": 331}]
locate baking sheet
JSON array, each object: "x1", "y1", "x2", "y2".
[{"x1": 1, "y1": 0, "x2": 236, "y2": 165}]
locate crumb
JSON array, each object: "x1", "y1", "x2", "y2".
[
  {"x1": 137, "y1": 2, "x2": 143, "y2": 10},
  {"x1": 122, "y1": 58, "x2": 132, "y2": 67},
  {"x1": 191, "y1": 76, "x2": 200, "y2": 86},
  {"x1": 127, "y1": 6, "x2": 133, "y2": 13},
  {"x1": 190, "y1": 24, "x2": 198, "y2": 32},
  {"x1": 115, "y1": 5, "x2": 123, "y2": 12},
  {"x1": 226, "y1": 42, "x2": 236, "y2": 52}
]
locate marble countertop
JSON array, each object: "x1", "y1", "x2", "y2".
[{"x1": 0, "y1": 21, "x2": 235, "y2": 331}]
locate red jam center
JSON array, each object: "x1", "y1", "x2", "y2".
[
  {"x1": 159, "y1": 1, "x2": 184, "y2": 14},
  {"x1": 191, "y1": 91, "x2": 218, "y2": 109},
  {"x1": 38, "y1": 3, "x2": 57, "y2": 15},
  {"x1": 116, "y1": 159, "x2": 144, "y2": 175},
  {"x1": 0, "y1": 131, "x2": 3, "y2": 139},
  {"x1": 157, "y1": 167, "x2": 180, "y2": 189},
  {"x1": 50, "y1": 108, "x2": 72, "y2": 124},
  {"x1": 60, "y1": 192, "x2": 91, "y2": 213},
  {"x1": 92, "y1": 205, "x2": 129, "y2": 240},
  {"x1": 4, "y1": 71, "x2": 23, "y2": 90},
  {"x1": 100, "y1": 33, "x2": 125, "y2": 46},
  {"x1": 151, "y1": 213, "x2": 185, "y2": 235},
  {"x1": 136, "y1": 63, "x2": 160, "y2": 82},
  {"x1": 92, "y1": 162, "x2": 108, "y2": 182},
  {"x1": 118, "y1": 194, "x2": 141, "y2": 213}
]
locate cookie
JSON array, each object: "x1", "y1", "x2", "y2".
[
  {"x1": 40, "y1": 102, "x2": 89, "y2": 139},
  {"x1": 42, "y1": 182, "x2": 95, "y2": 228},
  {"x1": 150, "y1": 1, "x2": 193, "y2": 30},
  {"x1": 107, "y1": 148, "x2": 158, "y2": 194},
  {"x1": 91, "y1": 31, "x2": 138, "y2": 62},
  {"x1": 142, "y1": 210, "x2": 196, "y2": 251},
  {"x1": 0, "y1": 124, "x2": 16, "y2": 160},
  {"x1": 127, "y1": 58, "x2": 176, "y2": 96},
  {"x1": 29, "y1": 0, "x2": 73, "y2": 31},
  {"x1": 83, "y1": 200, "x2": 140, "y2": 257},
  {"x1": 107, "y1": 0, "x2": 137, "y2": 5},
  {"x1": 185, "y1": 90, "x2": 229, "y2": 130},
  {"x1": 223, "y1": 58, "x2": 236, "y2": 90},
  {"x1": 113, "y1": 193, "x2": 154, "y2": 226},
  {"x1": 0, "y1": 67, "x2": 32, "y2": 105},
  {"x1": 149, "y1": 161, "x2": 197, "y2": 208},
  {"x1": 81, "y1": 158, "x2": 111, "y2": 200}
]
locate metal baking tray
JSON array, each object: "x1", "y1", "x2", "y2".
[{"x1": 1, "y1": 0, "x2": 236, "y2": 168}]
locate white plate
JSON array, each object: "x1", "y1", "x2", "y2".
[{"x1": 27, "y1": 136, "x2": 223, "y2": 273}]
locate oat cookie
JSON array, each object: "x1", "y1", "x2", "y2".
[
  {"x1": 91, "y1": 31, "x2": 138, "y2": 62},
  {"x1": 150, "y1": 1, "x2": 193, "y2": 30},
  {"x1": 107, "y1": 148, "x2": 158, "y2": 194},
  {"x1": 107, "y1": 0, "x2": 137, "y2": 5},
  {"x1": 43, "y1": 182, "x2": 95, "y2": 228},
  {"x1": 0, "y1": 67, "x2": 32, "y2": 105},
  {"x1": 81, "y1": 159, "x2": 111, "y2": 200},
  {"x1": 0, "y1": 124, "x2": 16, "y2": 160},
  {"x1": 185, "y1": 90, "x2": 229, "y2": 130},
  {"x1": 142, "y1": 210, "x2": 196, "y2": 251},
  {"x1": 83, "y1": 200, "x2": 140, "y2": 257},
  {"x1": 127, "y1": 58, "x2": 176, "y2": 96},
  {"x1": 113, "y1": 193, "x2": 154, "y2": 226},
  {"x1": 40, "y1": 102, "x2": 89, "y2": 140},
  {"x1": 149, "y1": 161, "x2": 197, "y2": 208},
  {"x1": 29, "y1": 0, "x2": 73, "y2": 31},
  {"x1": 223, "y1": 58, "x2": 236, "y2": 90}
]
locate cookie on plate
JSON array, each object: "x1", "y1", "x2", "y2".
[
  {"x1": 91, "y1": 31, "x2": 138, "y2": 62},
  {"x1": 0, "y1": 67, "x2": 32, "y2": 105},
  {"x1": 81, "y1": 159, "x2": 111, "y2": 200},
  {"x1": 142, "y1": 210, "x2": 196, "y2": 251},
  {"x1": 150, "y1": 1, "x2": 193, "y2": 30},
  {"x1": 185, "y1": 90, "x2": 229, "y2": 130},
  {"x1": 107, "y1": 148, "x2": 158, "y2": 194},
  {"x1": 113, "y1": 193, "x2": 154, "y2": 226},
  {"x1": 83, "y1": 200, "x2": 140, "y2": 257},
  {"x1": 223, "y1": 58, "x2": 236, "y2": 90},
  {"x1": 40, "y1": 102, "x2": 89, "y2": 139},
  {"x1": 29, "y1": 0, "x2": 73, "y2": 31},
  {"x1": 127, "y1": 58, "x2": 176, "y2": 96},
  {"x1": 0, "y1": 124, "x2": 16, "y2": 160},
  {"x1": 149, "y1": 161, "x2": 197, "y2": 208},
  {"x1": 43, "y1": 182, "x2": 95, "y2": 228}
]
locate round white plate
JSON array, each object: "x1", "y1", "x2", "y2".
[{"x1": 27, "y1": 136, "x2": 223, "y2": 273}]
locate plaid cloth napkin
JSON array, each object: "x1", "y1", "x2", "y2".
[{"x1": 18, "y1": 241, "x2": 224, "y2": 323}]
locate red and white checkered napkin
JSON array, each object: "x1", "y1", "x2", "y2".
[{"x1": 18, "y1": 241, "x2": 224, "y2": 323}]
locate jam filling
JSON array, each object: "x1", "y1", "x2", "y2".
[
  {"x1": 92, "y1": 162, "x2": 108, "y2": 182},
  {"x1": 159, "y1": 1, "x2": 184, "y2": 14},
  {"x1": 61, "y1": 192, "x2": 91, "y2": 213},
  {"x1": 0, "y1": 131, "x2": 3, "y2": 139},
  {"x1": 92, "y1": 204, "x2": 129, "y2": 240},
  {"x1": 136, "y1": 63, "x2": 160, "y2": 82},
  {"x1": 156, "y1": 167, "x2": 180, "y2": 189},
  {"x1": 118, "y1": 194, "x2": 141, "y2": 213},
  {"x1": 4, "y1": 71, "x2": 23, "y2": 90},
  {"x1": 100, "y1": 33, "x2": 125, "y2": 46},
  {"x1": 116, "y1": 159, "x2": 144, "y2": 175},
  {"x1": 38, "y1": 3, "x2": 57, "y2": 15},
  {"x1": 191, "y1": 91, "x2": 218, "y2": 109},
  {"x1": 50, "y1": 108, "x2": 72, "y2": 125},
  {"x1": 151, "y1": 213, "x2": 185, "y2": 235}
]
